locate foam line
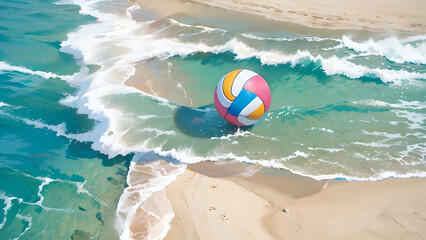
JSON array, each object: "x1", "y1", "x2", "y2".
[
  {"x1": 168, "y1": 18, "x2": 224, "y2": 33},
  {"x1": 351, "y1": 99, "x2": 426, "y2": 110},
  {"x1": 342, "y1": 35, "x2": 426, "y2": 64},
  {"x1": 34, "y1": 178, "x2": 54, "y2": 206},
  {"x1": 115, "y1": 159, "x2": 185, "y2": 240},
  {"x1": 13, "y1": 214, "x2": 32, "y2": 240},
  {"x1": 240, "y1": 33, "x2": 340, "y2": 42},
  {"x1": 0, "y1": 166, "x2": 107, "y2": 211},
  {"x1": 0, "y1": 193, "x2": 13, "y2": 228},
  {"x1": 0, "y1": 102, "x2": 9, "y2": 108},
  {"x1": 0, "y1": 61, "x2": 73, "y2": 81}
]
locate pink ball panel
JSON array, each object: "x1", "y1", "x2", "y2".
[
  {"x1": 243, "y1": 75, "x2": 271, "y2": 111},
  {"x1": 225, "y1": 113, "x2": 246, "y2": 126},
  {"x1": 214, "y1": 87, "x2": 228, "y2": 119}
]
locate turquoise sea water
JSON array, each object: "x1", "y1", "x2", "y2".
[
  {"x1": 0, "y1": 0, "x2": 130, "y2": 239},
  {"x1": 0, "y1": 0, "x2": 425, "y2": 239}
]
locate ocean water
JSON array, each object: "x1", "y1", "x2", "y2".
[
  {"x1": 0, "y1": 0, "x2": 130, "y2": 239},
  {"x1": 0, "y1": 0, "x2": 425, "y2": 239}
]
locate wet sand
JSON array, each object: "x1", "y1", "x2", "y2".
[{"x1": 165, "y1": 162, "x2": 426, "y2": 240}]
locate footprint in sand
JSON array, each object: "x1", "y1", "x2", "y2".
[
  {"x1": 210, "y1": 185, "x2": 217, "y2": 189},
  {"x1": 220, "y1": 213, "x2": 229, "y2": 221},
  {"x1": 209, "y1": 206, "x2": 216, "y2": 211}
]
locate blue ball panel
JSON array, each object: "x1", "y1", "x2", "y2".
[{"x1": 227, "y1": 89, "x2": 257, "y2": 117}]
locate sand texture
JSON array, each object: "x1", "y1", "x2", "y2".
[
  {"x1": 187, "y1": 0, "x2": 426, "y2": 32},
  {"x1": 165, "y1": 167, "x2": 426, "y2": 240}
]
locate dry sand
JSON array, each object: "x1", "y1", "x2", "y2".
[
  {"x1": 135, "y1": 0, "x2": 426, "y2": 32},
  {"x1": 188, "y1": 0, "x2": 426, "y2": 32},
  {"x1": 165, "y1": 163, "x2": 426, "y2": 240}
]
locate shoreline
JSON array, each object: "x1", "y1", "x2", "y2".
[{"x1": 165, "y1": 162, "x2": 426, "y2": 239}]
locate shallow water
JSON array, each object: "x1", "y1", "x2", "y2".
[{"x1": 0, "y1": 0, "x2": 425, "y2": 239}]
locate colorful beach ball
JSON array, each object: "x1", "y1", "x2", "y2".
[{"x1": 214, "y1": 69, "x2": 271, "y2": 126}]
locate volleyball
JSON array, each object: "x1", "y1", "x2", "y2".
[{"x1": 214, "y1": 69, "x2": 271, "y2": 126}]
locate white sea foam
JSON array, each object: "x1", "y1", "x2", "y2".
[
  {"x1": 0, "y1": 188, "x2": 71, "y2": 213},
  {"x1": 75, "y1": 181, "x2": 109, "y2": 207},
  {"x1": 319, "y1": 55, "x2": 426, "y2": 84},
  {"x1": 33, "y1": 178, "x2": 54, "y2": 207},
  {"x1": 126, "y1": 1, "x2": 140, "y2": 19},
  {"x1": 260, "y1": 158, "x2": 426, "y2": 181},
  {"x1": 0, "y1": 109, "x2": 96, "y2": 145},
  {"x1": 0, "y1": 102, "x2": 9, "y2": 108},
  {"x1": 215, "y1": 39, "x2": 425, "y2": 83},
  {"x1": 13, "y1": 214, "x2": 32, "y2": 240},
  {"x1": 137, "y1": 128, "x2": 177, "y2": 136},
  {"x1": 137, "y1": 115, "x2": 169, "y2": 120},
  {"x1": 0, "y1": 61, "x2": 73, "y2": 81},
  {"x1": 362, "y1": 130, "x2": 403, "y2": 139},
  {"x1": 353, "y1": 101, "x2": 424, "y2": 135},
  {"x1": 59, "y1": 10, "x2": 179, "y2": 156},
  {"x1": 317, "y1": 158, "x2": 348, "y2": 170},
  {"x1": 0, "y1": 193, "x2": 13, "y2": 229},
  {"x1": 210, "y1": 128, "x2": 278, "y2": 141},
  {"x1": 281, "y1": 150, "x2": 310, "y2": 161},
  {"x1": 342, "y1": 35, "x2": 426, "y2": 64},
  {"x1": 393, "y1": 110, "x2": 426, "y2": 130},
  {"x1": 211, "y1": 129, "x2": 253, "y2": 140},
  {"x1": 352, "y1": 99, "x2": 426, "y2": 110},
  {"x1": 386, "y1": 142, "x2": 426, "y2": 166},
  {"x1": 308, "y1": 127, "x2": 335, "y2": 133},
  {"x1": 83, "y1": 29, "x2": 421, "y2": 85},
  {"x1": 304, "y1": 170, "x2": 426, "y2": 181},
  {"x1": 168, "y1": 18, "x2": 224, "y2": 33},
  {"x1": 308, "y1": 147, "x2": 344, "y2": 153},
  {"x1": 352, "y1": 141, "x2": 394, "y2": 148},
  {"x1": 0, "y1": 164, "x2": 105, "y2": 212},
  {"x1": 240, "y1": 33, "x2": 340, "y2": 42},
  {"x1": 116, "y1": 158, "x2": 185, "y2": 240},
  {"x1": 180, "y1": 151, "x2": 426, "y2": 181},
  {"x1": 23, "y1": 119, "x2": 95, "y2": 142},
  {"x1": 59, "y1": 95, "x2": 79, "y2": 108}
]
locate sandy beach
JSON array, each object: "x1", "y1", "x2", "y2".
[
  {"x1": 189, "y1": 0, "x2": 426, "y2": 32},
  {"x1": 135, "y1": 0, "x2": 426, "y2": 33},
  {"x1": 165, "y1": 162, "x2": 426, "y2": 240}
]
